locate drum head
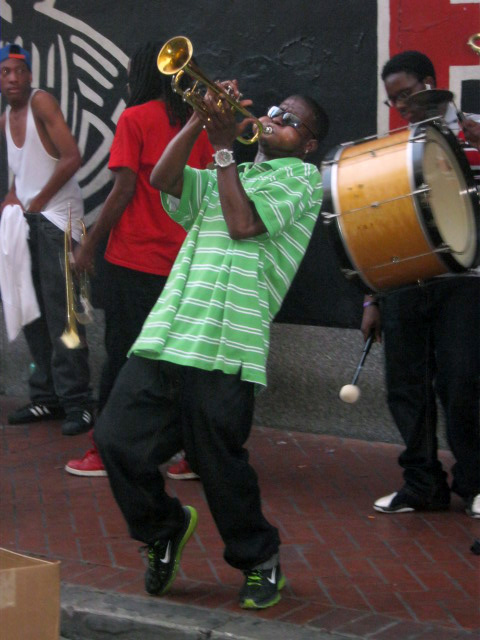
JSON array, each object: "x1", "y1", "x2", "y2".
[{"x1": 422, "y1": 126, "x2": 478, "y2": 267}]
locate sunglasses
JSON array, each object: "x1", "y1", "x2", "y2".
[{"x1": 267, "y1": 106, "x2": 316, "y2": 137}]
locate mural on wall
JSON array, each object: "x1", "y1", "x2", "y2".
[
  {"x1": 1, "y1": 0, "x2": 129, "y2": 224},
  {"x1": 1, "y1": 0, "x2": 478, "y2": 327}
]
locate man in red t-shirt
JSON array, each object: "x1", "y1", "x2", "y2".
[{"x1": 65, "y1": 42, "x2": 212, "y2": 473}]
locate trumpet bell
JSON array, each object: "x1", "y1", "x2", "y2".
[
  {"x1": 60, "y1": 327, "x2": 83, "y2": 350},
  {"x1": 157, "y1": 35, "x2": 263, "y2": 145},
  {"x1": 157, "y1": 36, "x2": 192, "y2": 75},
  {"x1": 61, "y1": 208, "x2": 93, "y2": 349}
]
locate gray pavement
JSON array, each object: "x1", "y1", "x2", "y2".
[{"x1": 60, "y1": 585, "x2": 355, "y2": 640}]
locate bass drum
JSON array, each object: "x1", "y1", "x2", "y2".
[{"x1": 321, "y1": 122, "x2": 480, "y2": 292}]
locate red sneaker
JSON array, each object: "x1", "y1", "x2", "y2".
[
  {"x1": 65, "y1": 446, "x2": 107, "y2": 477},
  {"x1": 166, "y1": 457, "x2": 199, "y2": 480}
]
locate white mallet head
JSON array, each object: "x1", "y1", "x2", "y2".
[{"x1": 339, "y1": 384, "x2": 360, "y2": 404}]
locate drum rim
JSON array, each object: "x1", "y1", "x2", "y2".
[{"x1": 410, "y1": 120, "x2": 480, "y2": 273}]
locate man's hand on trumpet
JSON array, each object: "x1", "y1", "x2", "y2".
[
  {"x1": 73, "y1": 240, "x2": 95, "y2": 274},
  {"x1": 199, "y1": 79, "x2": 255, "y2": 148}
]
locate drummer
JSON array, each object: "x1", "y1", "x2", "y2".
[{"x1": 361, "y1": 50, "x2": 480, "y2": 519}]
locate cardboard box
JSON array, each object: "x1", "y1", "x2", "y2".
[{"x1": 0, "y1": 548, "x2": 60, "y2": 640}]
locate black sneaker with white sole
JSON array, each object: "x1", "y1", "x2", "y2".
[
  {"x1": 61, "y1": 409, "x2": 94, "y2": 436},
  {"x1": 8, "y1": 402, "x2": 65, "y2": 425},
  {"x1": 239, "y1": 563, "x2": 286, "y2": 609},
  {"x1": 144, "y1": 505, "x2": 198, "y2": 596},
  {"x1": 374, "y1": 486, "x2": 450, "y2": 514}
]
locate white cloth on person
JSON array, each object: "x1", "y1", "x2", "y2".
[{"x1": 0, "y1": 204, "x2": 40, "y2": 341}]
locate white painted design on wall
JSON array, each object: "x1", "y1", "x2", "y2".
[{"x1": 0, "y1": 0, "x2": 129, "y2": 224}]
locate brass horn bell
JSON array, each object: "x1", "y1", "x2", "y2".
[
  {"x1": 157, "y1": 36, "x2": 263, "y2": 145},
  {"x1": 60, "y1": 207, "x2": 93, "y2": 350}
]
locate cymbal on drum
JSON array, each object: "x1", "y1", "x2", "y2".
[{"x1": 405, "y1": 89, "x2": 454, "y2": 109}]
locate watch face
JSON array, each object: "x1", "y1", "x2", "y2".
[{"x1": 215, "y1": 149, "x2": 234, "y2": 167}]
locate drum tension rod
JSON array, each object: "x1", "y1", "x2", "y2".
[
  {"x1": 341, "y1": 243, "x2": 454, "y2": 281},
  {"x1": 321, "y1": 186, "x2": 431, "y2": 219},
  {"x1": 322, "y1": 134, "x2": 427, "y2": 166}
]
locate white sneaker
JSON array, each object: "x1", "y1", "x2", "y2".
[
  {"x1": 374, "y1": 491, "x2": 415, "y2": 513},
  {"x1": 466, "y1": 494, "x2": 480, "y2": 518}
]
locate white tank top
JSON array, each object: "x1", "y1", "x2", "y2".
[{"x1": 5, "y1": 89, "x2": 84, "y2": 239}]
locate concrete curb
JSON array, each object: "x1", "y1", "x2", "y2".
[{"x1": 60, "y1": 583, "x2": 352, "y2": 640}]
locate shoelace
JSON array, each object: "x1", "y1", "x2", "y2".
[
  {"x1": 245, "y1": 570, "x2": 264, "y2": 587},
  {"x1": 140, "y1": 541, "x2": 169, "y2": 573}
]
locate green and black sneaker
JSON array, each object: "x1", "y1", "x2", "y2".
[
  {"x1": 239, "y1": 563, "x2": 286, "y2": 609},
  {"x1": 144, "y1": 505, "x2": 197, "y2": 596}
]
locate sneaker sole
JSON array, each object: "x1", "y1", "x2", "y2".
[
  {"x1": 8, "y1": 413, "x2": 65, "y2": 425},
  {"x1": 374, "y1": 505, "x2": 415, "y2": 514},
  {"x1": 158, "y1": 505, "x2": 198, "y2": 596},
  {"x1": 64, "y1": 465, "x2": 107, "y2": 477},
  {"x1": 62, "y1": 423, "x2": 94, "y2": 437},
  {"x1": 240, "y1": 574, "x2": 286, "y2": 609},
  {"x1": 166, "y1": 472, "x2": 200, "y2": 480},
  {"x1": 466, "y1": 509, "x2": 480, "y2": 519},
  {"x1": 374, "y1": 503, "x2": 449, "y2": 514}
]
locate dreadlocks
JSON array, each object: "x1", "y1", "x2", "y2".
[{"x1": 126, "y1": 41, "x2": 191, "y2": 127}]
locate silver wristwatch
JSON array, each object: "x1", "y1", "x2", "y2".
[{"x1": 213, "y1": 148, "x2": 235, "y2": 168}]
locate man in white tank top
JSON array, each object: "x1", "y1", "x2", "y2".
[{"x1": 0, "y1": 44, "x2": 93, "y2": 436}]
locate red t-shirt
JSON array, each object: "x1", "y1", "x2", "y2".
[{"x1": 105, "y1": 100, "x2": 213, "y2": 275}]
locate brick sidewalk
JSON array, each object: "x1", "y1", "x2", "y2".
[{"x1": 1, "y1": 395, "x2": 479, "y2": 639}]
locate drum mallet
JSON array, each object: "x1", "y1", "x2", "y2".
[{"x1": 339, "y1": 332, "x2": 375, "y2": 404}]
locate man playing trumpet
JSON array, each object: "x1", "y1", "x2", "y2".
[{"x1": 95, "y1": 79, "x2": 328, "y2": 609}]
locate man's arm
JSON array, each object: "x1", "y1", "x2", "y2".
[
  {"x1": 74, "y1": 167, "x2": 136, "y2": 272},
  {"x1": 0, "y1": 113, "x2": 23, "y2": 211},
  {"x1": 150, "y1": 113, "x2": 204, "y2": 198},
  {"x1": 199, "y1": 86, "x2": 266, "y2": 239},
  {"x1": 27, "y1": 91, "x2": 81, "y2": 213},
  {"x1": 0, "y1": 177, "x2": 23, "y2": 212},
  {"x1": 361, "y1": 294, "x2": 382, "y2": 343},
  {"x1": 462, "y1": 117, "x2": 480, "y2": 150}
]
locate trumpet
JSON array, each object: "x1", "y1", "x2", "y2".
[
  {"x1": 60, "y1": 206, "x2": 93, "y2": 350},
  {"x1": 157, "y1": 36, "x2": 268, "y2": 145}
]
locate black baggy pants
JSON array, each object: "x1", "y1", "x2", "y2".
[
  {"x1": 95, "y1": 355, "x2": 280, "y2": 570},
  {"x1": 381, "y1": 276, "x2": 480, "y2": 500},
  {"x1": 97, "y1": 261, "x2": 168, "y2": 413}
]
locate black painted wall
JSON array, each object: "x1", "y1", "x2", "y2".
[{"x1": 1, "y1": 0, "x2": 377, "y2": 326}]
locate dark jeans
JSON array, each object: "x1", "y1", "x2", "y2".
[
  {"x1": 97, "y1": 261, "x2": 167, "y2": 413},
  {"x1": 381, "y1": 276, "x2": 480, "y2": 499},
  {"x1": 24, "y1": 214, "x2": 91, "y2": 412},
  {"x1": 95, "y1": 356, "x2": 280, "y2": 570}
]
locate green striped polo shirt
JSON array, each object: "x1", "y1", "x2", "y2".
[{"x1": 130, "y1": 157, "x2": 323, "y2": 387}]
